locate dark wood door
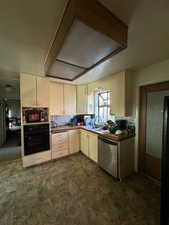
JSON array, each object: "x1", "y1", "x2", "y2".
[{"x1": 161, "y1": 96, "x2": 169, "y2": 225}]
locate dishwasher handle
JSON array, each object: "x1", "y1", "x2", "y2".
[{"x1": 99, "y1": 137, "x2": 117, "y2": 145}]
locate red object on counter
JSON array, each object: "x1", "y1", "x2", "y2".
[{"x1": 77, "y1": 122, "x2": 84, "y2": 126}]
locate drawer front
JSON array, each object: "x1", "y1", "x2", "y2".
[
  {"x1": 52, "y1": 132, "x2": 68, "y2": 151},
  {"x1": 52, "y1": 142, "x2": 68, "y2": 152},
  {"x1": 52, "y1": 150, "x2": 69, "y2": 159},
  {"x1": 52, "y1": 132, "x2": 68, "y2": 145}
]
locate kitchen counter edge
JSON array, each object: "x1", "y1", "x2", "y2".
[{"x1": 51, "y1": 127, "x2": 135, "y2": 142}]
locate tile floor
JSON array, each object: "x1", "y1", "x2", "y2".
[{"x1": 0, "y1": 153, "x2": 160, "y2": 225}]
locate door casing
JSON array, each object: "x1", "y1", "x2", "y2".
[{"x1": 139, "y1": 81, "x2": 169, "y2": 179}]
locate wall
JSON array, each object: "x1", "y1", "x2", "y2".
[
  {"x1": 7, "y1": 100, "x2": 21, "y2": 118},
  {"x1": 87, "y1": 71, "x2": 125, "y2": 94},
  {"x1": 87, "y1": 71, "x2": 126, "y2": 116},
  {"x1": 87, "y1": 60, "x2": 169, "y2": 172},
  {"x1": 133, "y1": 58, "x2": 169, "y2": 171},
  {"x1": 0, "y1": 80, "x2": 20, "y2": 100}
]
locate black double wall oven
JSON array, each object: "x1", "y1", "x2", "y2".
[
  {"x1": 24, "y1": 124, "x2": 50, "y2": 156},
  {"x1": 23, "y1": 107, "x2": 50, "y2": 156}
]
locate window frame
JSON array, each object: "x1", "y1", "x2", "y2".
[{"x1": 96, "y1": 90, "x2": 111, "y2": 123}]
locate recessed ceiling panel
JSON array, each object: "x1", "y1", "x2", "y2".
[
  {"x1": 48, "y1": 60, "x2": 85, "y2": 80},
  {"x1": 57, "y1": 20, "x2": 122, "y2": 68}
]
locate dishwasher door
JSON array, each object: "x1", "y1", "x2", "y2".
[{"x1": 98, "y1": 137, "x2": 118, "y2": 178}]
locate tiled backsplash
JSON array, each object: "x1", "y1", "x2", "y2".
[
  {"x1": 51, "y1": 115, "x2": 73, "y2": 127},
  {"x1": 50, "y1": 114, "x2": 135, "y2": 128}
]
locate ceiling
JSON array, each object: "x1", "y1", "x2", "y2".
[
  {"x1": 0, "y1": 0, "x2": 169, "y2": 84},
  {"x1": 0, "y1": 79, "x2": 20, "y2": 100}
]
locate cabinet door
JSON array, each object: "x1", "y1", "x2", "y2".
[
  {"x1": 64, "y1": 84, "x2": 76, "y2": 115},
  {"x1": 20, "y1": 74, "x2": 37, "y2": 107},
  {"x1": 37, "y1": 77, "x2": 49, "y2": 107},
  {"x1": 88, "y1": 133, "x2": 98, "y2": 162},
  {"x1": 80, "y1": 130, "x2": 89, "y2": 156},
  {"x1": 110, "y1": 72, "x2": 125, "y2": 116},
  {"x1": 68, "y1": 130, "x2": 80, "y2": 154},
  {"x1": 50, "y1": 82, "x2": 64, "y2": 115},
  {"x1": 77, "y1": 85, "x2": 88, "y2": 114}
]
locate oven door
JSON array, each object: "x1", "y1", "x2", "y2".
[{"x1": 24, "y1": 124, "x2": 50, "y2": 155}]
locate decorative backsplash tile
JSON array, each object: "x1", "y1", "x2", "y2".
[{"x1": 50, "y1": 115, "x2": 73, "y2": 127}]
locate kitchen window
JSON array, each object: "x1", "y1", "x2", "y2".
[{"x1": 95, "y1": 90, "x2": 111, "y2": 123}]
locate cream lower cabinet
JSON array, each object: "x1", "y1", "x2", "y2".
[
  {"x1": 51, "y1": 132, "x2": 69, "y2": 159},
  {"x1": 68, "y1": 130, "x2": 80, "y2": 154},
  {"x1": 88, "y1": 132, "x2": 98, "y2": 162},
  {"x1": 80, "y1": 130, "x2": 89, "y2": 156},
  {"x1": 52, "y1": 130, "x2": 80, "y2": 159},
  {"x1": 80, "y1": 130, "x2": 98, "y2": 163}
]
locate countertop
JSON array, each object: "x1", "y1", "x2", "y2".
[{"x1": 51, "y1": 126, "x2": 135, "y2": 142}]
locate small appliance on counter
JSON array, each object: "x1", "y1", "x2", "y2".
[
  {"x1": 22, "y1": 107, "x2": 49, "y2": 124},
  {"x1": 84, "y1": 115, "x2": 95, "y2": 127},
  {"x1": 70, "y1": 114, "x2": 94, "y2": 126},
  {"x1": 109, "y1": 119, "x2": 129, "y2": 135}
]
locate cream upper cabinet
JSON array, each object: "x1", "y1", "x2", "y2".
[
  {"x1": 110, "y1": 72, "x2": 126, "y2": 116},
  {"x1": 110, "y1": 71, "x2": 133, "y2": 117},
  {"x1": 49, "y1": 82, "x2": 76, "y2": 115},
  {"x1": 36, "y1": 76, "x2": 49, "y2": 107},
  {"x1": 68, "y1": 130, "x2": 80, "y2": 154},
  {"x1": 88, "y1": 132, "x2": 98, "y2": 163},
  {"x1": 77, "y1": 85, "x2": 88, "y2": 114},
  {"x1": 20, "y1": 74, "x2": 49, "y2": 108},
  {"x1": 50, "y1": 82, "x2": 64, "y2": 115},
  {"x1": 64, "y1": 84, "x2": 76, "y2": 115},
  {"x1": 20, "y1": 74, "x2": 37, "y2": 107}
]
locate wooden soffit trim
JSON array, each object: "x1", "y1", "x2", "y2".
[{"x1": 45, "y1": 0, "x2": 128, "y2": 81}]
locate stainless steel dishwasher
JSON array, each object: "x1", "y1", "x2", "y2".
[{"x1": 98, "y1": 136, "x2": 118, "y2": 178}]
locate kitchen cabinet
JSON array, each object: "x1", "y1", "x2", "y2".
[
  {"x1": 86, "y1": 71, "x2": 134, "y2": 117},
  {"x1": 20, "y1": 73, "x2": 49, "y2": 108},
  {"x1": 51, "y1": 132, "x2": 69, "y2": 159},
  {"x1": 77, "y1": 85, "x2": 88, "y2": 114},
  {"x1": 110, "y1": 71, "x2": 134, "y2": 116},
  {"x1": 68, "y1": 130, "x2": 80, "y2": 154},
  {"x1": 64, "y1": 84, "x2": 76, "y2": 115},
  {"x1": 49, "y1": 82, "x2": 76, "y2": 115},
  {"x1": 80, "y1": 130, "x2": 89, "y2": 156},
  {"x1": 80, "y1": 130, "x2": 98, "y2": 162},
  {"x1": 50, "y1": 82, "x2": 64, "y2": 115},
  {"x1": 20, "y1": 74, "x2": 37, "y2": 107},
  {"x1": 36, "y1": 76, "x2": 49, "y2": 107},
  {"x1": 88, "y1": 132, "x2": 98, "y2": 162}
]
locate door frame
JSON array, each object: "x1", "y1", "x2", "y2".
[
  {"x1": 161, "y1": 96, "x2": 169, "y2": 225},
  {"x1": 139, "y1": 81, "x2": 169, "y2": 178}
]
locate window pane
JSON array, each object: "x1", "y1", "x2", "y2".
[{"x1": 96, "y1": 91, "x2": 111, "y2": 123}]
